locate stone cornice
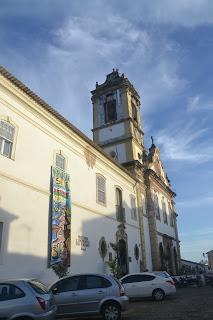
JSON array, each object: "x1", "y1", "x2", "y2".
[
  {"x1": 92, "y1": 116, "x2": 144, "y2": 135},
  {"x1": 145, "y1": 169, "x2": 176, "y2": 197},
  {"x1": 157, "y1": 232, "x2": 176, "y2": 241},
  {"x1": 91, "y1": 77, "x2": 140, "y2": 100}
]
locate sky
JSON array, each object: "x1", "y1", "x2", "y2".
[{"x1": 0, "y1": 0, "x2": 213, "y2": 262}]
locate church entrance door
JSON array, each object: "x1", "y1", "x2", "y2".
[{"x1": 118, "y1": 239, "x2": 128, "y2": 276}]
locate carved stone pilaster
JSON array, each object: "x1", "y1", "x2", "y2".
[
  {"x1": 145, "y1": 185, "x2": 160, "y2": 270},
  {"x1": 135, "y1": 183, "x2": 147, "y2": 271}
]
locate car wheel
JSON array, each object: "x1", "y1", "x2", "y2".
[
  {"x1": 102, "y1": 302, "x2": 121, "y2": 320},
  {"x1": 152, "y1": 288, "x2": 165, "y2": 301}
]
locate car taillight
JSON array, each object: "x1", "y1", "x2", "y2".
[
  {"x1": 166, "y1": 280, "x2": 175, "y2": 286},
  {"x1": 37, "y1": 297, "x2": 46, "y2": 310},
  {"x1": 119, "y1": 284, "x2": 125, "y2": 296}
]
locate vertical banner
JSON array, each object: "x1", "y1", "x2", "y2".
[{"x1": 50, "y1": 167, "x2": 71, "y2": 266}]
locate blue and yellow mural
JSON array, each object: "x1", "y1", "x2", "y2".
[{"x1": 50, "y1": 167, "x2": 71, "y2": 265}]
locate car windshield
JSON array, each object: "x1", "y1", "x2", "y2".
[
  {"x1": 28, "y1": 280, "x2": 49, "y2": 294},
  {"x1": 153, "y1": 272, "x2": 170, "y2": 278}
]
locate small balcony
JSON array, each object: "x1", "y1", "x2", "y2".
[{"x1": 116, "y1": 205, "x2": 126, "y2": 223}]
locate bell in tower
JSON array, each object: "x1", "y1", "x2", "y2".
[{"x1": 91, "y1": 69, "x2": 144, "y2": 166}]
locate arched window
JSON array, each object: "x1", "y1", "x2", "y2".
[
  {"x1": 162, "y1": 199, "x2": 168, "y2": 224},
  {"x1": 104, "y1": 94, "x2": 117, "y2": 123},
  {"x1": 115, "y1": 187, "x2": 125, "y2": 222},
  {"x1": 132, "y1": 104, "x2": 138, "y2": 122},
  {"x1": 0, "y1": 120, "x2": 15, "y2": 158},
  {"x1": 96, "y1": 174, "x2": 106, "y2": 205},
  {"x1": 130, "y1": 195, "x2": 137, "y2": 220},
  {"x1": 168, "y1": 203, "x2": 174, "y2": 227},
  {"x1": 56, "y1": 153, "x2": 66, "y2": 171},
  {"x1": 154, "y1": 193, "x2": 160, "y2": 220}
]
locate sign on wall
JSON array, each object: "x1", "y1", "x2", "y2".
[
  {"x1": 76, "y1": 235, "x2": 90, "y2": 251},
  {"x1": 50, "y1": 167, "x2": 71, "y2": 266}
]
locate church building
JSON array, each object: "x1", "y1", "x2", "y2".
[{"x1": 0, "y1": 66, "x2": 180, "y2": 284}]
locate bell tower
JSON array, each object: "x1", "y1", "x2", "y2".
[{"x1": 91, "y1": 69, "x2": 144, "y2": 165}]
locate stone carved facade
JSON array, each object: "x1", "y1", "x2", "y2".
[{"x1": 92, "y1": 69, "x2": 181, "y2": 274}]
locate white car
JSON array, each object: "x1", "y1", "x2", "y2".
[
  {"x1": 151, "y1": 271, "x2": 171, "y2": 279},
  {"x1": 120, "y1": 272, "x2": 176, "y2": 301}
]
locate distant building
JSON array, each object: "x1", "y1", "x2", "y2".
[
  {"x1": 207, "y1": 250, "x2": 213, "y2": 270},
  {"x1": 181, "y1": 259, "x2": 208, "y2": 274},
  {"x1": 0, "y1": 66, "x2": 181, "y2": 283}
]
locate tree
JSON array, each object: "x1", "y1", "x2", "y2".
[
  {"x1": 51, "y1": 262, "x2": 69, "y2": 278},
  {"x1": 107, "y1": 243, "x2": 123, "y2": 279}
]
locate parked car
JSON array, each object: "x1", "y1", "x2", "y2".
[
  {"x1": 152, "y1": 271, "x2": 171, "y2": 279},
  {"x1": 0, "y1": 279, "x2": 57, "y2": 319},
  {"x1": 49, "y1": 273, "x2": 129, "y2": 320},
  {"x1": 172, "y1": 275, "x2": 190, "y2": 287},
  {"x1": 120, "y1": 272, "x2": 176, "y2": 301}
]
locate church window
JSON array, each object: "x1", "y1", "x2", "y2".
[
  {"x1": 115, "y1": 187, "x2": 125, "y2": 222},
  {"x1": 132, "y1": 104, "x2": 138, "y2": 122},
  {"x1": 130, "y1": 195, "x2": 137, "y2": 220},
  {"x1": 169, "y1": 203, "x2": 175, "y2": 227},
  {"x1": 154, "y1": 193, "x2": 161, "y2": 220},
  {"x1": 96, "y1": 174, "x2": 106, "y2": 205},
  {"x1": 0, "y1": 120, "x2": 15, "y2": 159},
  {"x1": 104, "y1": 94, "x2": 117, "y2": 123},
  {"x1": 56, "y1": 153, "x2": 66, "y2": 171},
  {"x1": 162, "y1": 199, "x2": 168, "y2": 224}
]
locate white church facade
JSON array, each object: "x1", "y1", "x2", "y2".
[{"x1": 0, "y1": 66, "x2": 180, "y2": 284}]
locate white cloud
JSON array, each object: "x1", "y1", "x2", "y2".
[
  {"x1": 0, "y1": 1, "x2": 211, "y2": 138},
  {"x1": 143, "y1": 0, "x2": 213, "y2": 27},
  {"x1": 187, "y1": 95, "x2": 213, "y2": 112},
  {"x1": 1, "y1": 0, "x2": 213, "y2": 28},
  {"x1": 156, "y1": 120, "x2": 213, "y2": 163}
]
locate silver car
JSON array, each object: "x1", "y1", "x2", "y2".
[
  {"x1": 49, "y1": 273, "x2": 129, "y2": 320},
  {"x1": 0, "y1": 279, "x2": 57, "y2": 319}
]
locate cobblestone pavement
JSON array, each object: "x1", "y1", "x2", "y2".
[
  {"x1": 67, "y1": 286, "x2": 213, "y2": 320},
  {"x1": 123, "y1": 286, "x2": 213, "y2": 320}
]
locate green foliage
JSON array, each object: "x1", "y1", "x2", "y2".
[
  {"x1": 51, "y1": 262, "x2": 69, "y2": 278},
  {"x1": 106, "y1": 243, "x2": 123, "y2": 279}
]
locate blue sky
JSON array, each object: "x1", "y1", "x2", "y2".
[{"x1": 0, "y1": 0, "x2": 213, "y2": 262}]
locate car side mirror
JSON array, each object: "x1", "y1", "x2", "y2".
[{"x1": 52, "y1": 287, "x2": 59, "y2": 295}]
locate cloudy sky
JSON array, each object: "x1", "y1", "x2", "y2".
[{"x1": 1, "y1": 0, "x2": 213, "y2": 262}]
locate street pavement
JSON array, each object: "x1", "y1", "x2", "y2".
[
  {"x1": 62, "y1": 286, "x2": 213, "y2": 320},
  {"x1": 123, "y1": 286, "x2": 213, "y2": 320}
]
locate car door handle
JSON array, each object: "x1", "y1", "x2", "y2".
[
  {"x1": 71, "y1": 293, "x2": 77, "y2": 296},
  {"x1": 98, "y1": 290, "x2": 104, "y2": 294}
]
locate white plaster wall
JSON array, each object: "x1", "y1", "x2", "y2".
[
  {"x1": 99, "y1": 122, "x2": 125, "y2": 143},
  {"x1": 104, "y1": 143, "x2": 126, "y2": 164},
  {"x1": 151, "y1": 190, "x2": 176, "y2": 239},
  {"x1": 70, "y1": 205, "x2": 140, "y2": 274},
  {"x1": 134, "y1": 144, "x2": 143, "y2": 163},
  {"x1": 0, "y1": 83, "x2": 141, "y2": 283},
  {"x1": 0, "y1": 177, "x2": 56, "y2": 284}
]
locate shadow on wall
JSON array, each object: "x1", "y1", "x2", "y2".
[
  {"x1": 70, "y1": 199, "x2": 142, "y2": 276},
  {"x1": 0, "y1": 200, "x2": 141, "y2": 285}
]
